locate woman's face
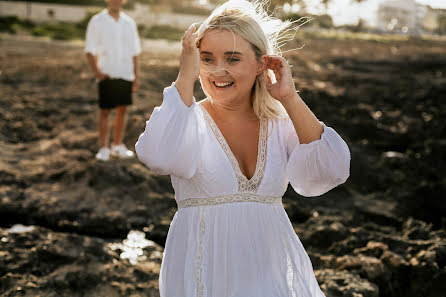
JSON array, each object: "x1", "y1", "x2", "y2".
[{"x1": 199, "y1": 29, "x2": 264, "y2": 106}]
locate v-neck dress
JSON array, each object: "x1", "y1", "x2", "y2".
[{"x1": 135, "y1": 84, "x2": 351, "y2": 297}]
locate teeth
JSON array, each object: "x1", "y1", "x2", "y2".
[{"x1": 214, "y1": 82, "x2": 232, "y2": 87}]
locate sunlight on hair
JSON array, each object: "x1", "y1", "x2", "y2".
[{"x1": 195, "y1": 0, "x2": 308, "y2": 120}]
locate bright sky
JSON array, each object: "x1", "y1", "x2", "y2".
[{"x1": 301, "y1": 0, "x2": 446, "y2": 26}]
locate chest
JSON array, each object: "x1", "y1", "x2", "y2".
[
  {"x1": 97, "y1": 21, "x2": 131, "y2": 47},
  {"x1": 216, "y1": 120, "x2": 259, "y2": 179},
  {"x1": 176, "y1": 115, "x2": 290, "y2": 197}
]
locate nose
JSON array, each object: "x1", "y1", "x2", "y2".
[{"x1": 212, "y1": 65, "x2": 228, "y2": 77}]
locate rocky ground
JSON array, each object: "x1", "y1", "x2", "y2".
[{"x1": 0, "y1": 33, "x2": 445, "y2": 297}]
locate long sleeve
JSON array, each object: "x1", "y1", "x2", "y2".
[
  {"x1": 283, "y1": 117, "x2": 351, "y2": 197},
  {"x1": 135, "y1": 84, "x2": 205, "y2": 179}
]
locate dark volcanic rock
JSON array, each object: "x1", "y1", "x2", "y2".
[
  {"x1": 316, "y1": 269, "x2": 379, "y2": 297},
  {"x1": 0, "y1": 225, "x2": 162, "y2": 297},
  {"x1": 1, "y1": 35, "x2": 445, "y2": 296}
]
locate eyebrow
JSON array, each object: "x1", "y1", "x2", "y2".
[{"x1": 200, "y1": 51, "x2": 243, "y2": 55}]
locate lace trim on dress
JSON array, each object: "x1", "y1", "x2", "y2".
[
  {"x1": 195, "y1": 206, "x2": 206, "y2": 297},
  {"x1": 178, "y1": 193, "x2": 282, "y2": 208},
  {"x1": 199, "y1": 104, "x2": 267, "y2": 193}
]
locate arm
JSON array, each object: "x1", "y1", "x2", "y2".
[
  {"x1": 135, "y1": 84, "x2": 204, "y2": 179},
  {"x1": 85, "y1": 18, "x2": 108, "y2": 82},
  {"x1": 134, "y1": 24, "x2": 204, "y2": 179},
  {"x1": 267, "y1": 56, "x2": 350, "y2": 196},
  {"x1": 174, "y1": 23, "x2": 200, "y2": 107},
  {"x1": 131, "y1": 20, "x2": 141, "y2": 93},
  {"x1": 132, "y1": 55, "x2": 139, "y2": 92},
  {"x1": 86, "y1": 53, "x2": 108, "y2": 81},
  {"x1": 266, "y1": 56, "x2": 323, "y2": 143}
]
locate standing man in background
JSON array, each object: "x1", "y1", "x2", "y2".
[{"x1": 85, "y1": 0, "x2": 141, "y2": 161}]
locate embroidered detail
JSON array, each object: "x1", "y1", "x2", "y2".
[
  {"x1": 199, "y1": 105, "x2": 267, "y2": 193},
  {"x1": 286, "y1": 247, "x2": 297, "y2": 297},
  {"x1": 178, "y1": 193, "x2": 282, "y2": 209},
  {"x1": 195, "y1": 206, "x2": 206, "y2": 297}
]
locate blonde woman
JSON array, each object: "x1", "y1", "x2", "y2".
[{"x1": 136, "y1": 1, "x2": 350, "y2": 296}]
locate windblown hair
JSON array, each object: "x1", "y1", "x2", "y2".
[{"x1": 196, "y1": 0, "x2": 302, "y2": 120}]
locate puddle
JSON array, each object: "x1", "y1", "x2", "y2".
[
  {"x1": 109, "y1": 230, "x2": 154, "y2": 265},
  {"x1": 7, "y1": 224, "x2": 35, "y2": 234}
]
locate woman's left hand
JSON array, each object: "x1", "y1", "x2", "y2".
[{"x1": 265, "y1": 55, "x2": 298, "y2": 104}]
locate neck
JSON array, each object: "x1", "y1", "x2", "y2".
[
  {"x1": 108, "y1": 8, "x2": 121, "y2": 20},
  {"x1": 209, "y1": 95, "x2": 258, "y2": 122}
]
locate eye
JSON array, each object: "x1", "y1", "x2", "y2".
[
  {"x1": 227, "y1": 57, "x2": 240, "y2": 63},
  {"x1": 201, "y1": 57, "x2": 213, "y2": 63}
]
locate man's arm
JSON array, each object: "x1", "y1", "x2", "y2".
[
  {"x1": 86, "y1": 53, "x2": 108, "y2": 81},
  {"x1": 132, "y1": 55, "x2": 139, "y2": 92}
]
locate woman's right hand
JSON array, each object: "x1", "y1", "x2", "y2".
[{"x1": 175, "y1": 24, "x2": 200, "y2": 107}]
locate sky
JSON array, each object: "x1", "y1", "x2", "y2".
[{"x1": 298, "y1": 0, "x2": 446, "y2": 26}]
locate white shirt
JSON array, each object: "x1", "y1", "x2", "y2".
[
  {"x1": 85, "y1": 9, "x2": 141, "y2": 81},
  {"x1": 135, "y1": 84, "x2": 351, "y2": 297}
]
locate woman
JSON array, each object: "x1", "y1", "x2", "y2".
[{"x1": 135, "y1": 1, "x2": 350, "y2": 296}]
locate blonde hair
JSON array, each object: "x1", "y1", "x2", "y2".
[{"x1": 196, "y1": 0, "x2": 300, "y2": 120}]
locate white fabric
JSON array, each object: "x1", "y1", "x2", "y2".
[
  {"x1": 85, "y1": 9, "x2": 141, "y2": 81},
  {"x1": 135, "y1": 84, "x2": 351, "y2": 297}
]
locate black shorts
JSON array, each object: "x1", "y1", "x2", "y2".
[{"x1": 98, "y1": 78, "x2": 132, "y2": 109}]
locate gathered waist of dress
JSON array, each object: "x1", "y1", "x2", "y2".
[{"x1": 177, "y1": 193, "x2": 282, "y2": 209}]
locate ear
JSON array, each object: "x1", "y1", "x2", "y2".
[{"x1": 256, "y1": 55, "x2": 268, "y2": 75}]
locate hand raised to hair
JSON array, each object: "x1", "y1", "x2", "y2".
[
  {"x1": 175, "y1": 24, "x2": 200, "y2": 107},
  {"x1": 265, "y1": 56, "x2": 298, "y2": 104}
]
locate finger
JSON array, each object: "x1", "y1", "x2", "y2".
[
  {"x1": 267, "y1": 59, "x2": 283, "y2": 71},
  {"x1": 266, "y1": 75, "x2": 272, "y2": 89},
  {"x1": 267, "y1": 55, "x2": 287, "y2": 70},
  {"x1": 184, "y1": 26, "x2": 199, "y2": 49},
  {"x1": 182, "y1": 24, "x2": 195, "y2": 45},
  {"x1": 270, "y1": 64, "x2": 282, "y2": 80},
  {"x1": 267, "y1": 55, "x2": 284, "y2": 64},
  {"x1": 185, "y1": 23, "x2": 195, "y2": 35},
  {"x1": 191, "y1": 32, "x2": 199, "y2": 44}
]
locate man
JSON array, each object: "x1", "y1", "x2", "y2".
[{"x1": 85, "y1": 0, "x2": 141, "y2": 161}]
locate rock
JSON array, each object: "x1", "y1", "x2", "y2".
[
  {"x1": 2, "y1": 34, "x2": 446, "y2": 297},
  {"x1": 402, "y1": 217, "x2": 433, "y2": 240},
  {"x1": 0, "y1": 226, "x2": 162, "y2": 296},
  {"x1": 302, "y1": 219, "x2": 349, "y2": 249},
  {"x1": 353, "y1": 241, "x2": 389, "y2": 258},
  {"x1": 353, "y1": 196, "x2": 402, "y2": 227},
  {"x1": 335, "y1": 254, "x2": 389, "y2": 282},
  {"x1": 316, "y1": 269, "x2": 379, "y2": 297}
]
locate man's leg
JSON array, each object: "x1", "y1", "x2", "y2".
[
  {"x1": 98, "y1": 108, "x2": 112, "y2": 148},
  {"x1": 113, "y1": 105, "x2": 127, "y2": 146},
  {"x1": 110, "y1": 105, "x2": 134, "y2": 158}
]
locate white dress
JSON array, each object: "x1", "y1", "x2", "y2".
[{"x1": 135, "y1": 84, "x2": 351, "y2": 297}]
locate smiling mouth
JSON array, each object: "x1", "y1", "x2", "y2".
[{"x1": 213, "y1": 81, "x2": 234, "y2": 88}]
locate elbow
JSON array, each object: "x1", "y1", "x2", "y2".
[
  {"x1": 337, "y1": 141, "x2": 351, "y2": 184},
  {"x1": 135, "y1": 144, "x2": 166, "y2": 175},
  {"x1": 135, "y1": 136, "x2": 156, "y2": 169},
  {"x1": 135, "y1": 138, "x2": 197, "y2": 179},
  {"x1": 340, "y1": 157, "x2": 351, "y2": 184},
  {"x1": 287, "y1": 159, "x2": 350, "y2": 197}
]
